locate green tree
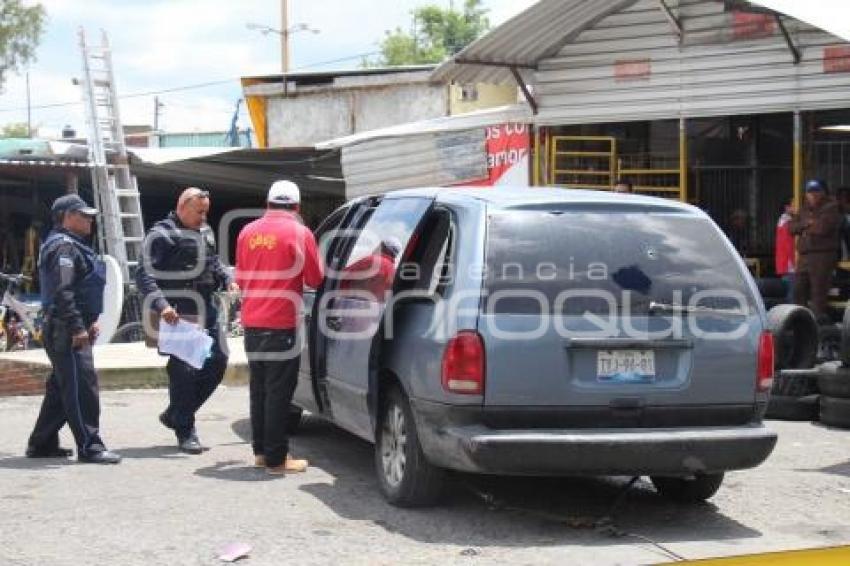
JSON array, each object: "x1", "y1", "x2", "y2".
[
  {"x1": 1, "y1": 122, "x2": 29, "y2": 137},
  {"x1": 366, "y1": 0, "x2": 489, "y2": 67},
  {"x1": 0, "y1": 0, "x2": 46, "y2": 91}
]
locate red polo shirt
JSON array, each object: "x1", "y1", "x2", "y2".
[{"x1": 236, "y1": 210, "x2": 324, "y2": 329}]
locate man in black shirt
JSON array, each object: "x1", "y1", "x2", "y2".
[{"x1": 26, "y1": 194, "x2": 121, "y2": 464}]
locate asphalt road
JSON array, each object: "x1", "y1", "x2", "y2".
[{"x1": 1, "y1": 387, "x2": 848, "y2": 565}]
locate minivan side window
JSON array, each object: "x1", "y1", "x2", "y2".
[
  {"x1": 396, "y1": 208, "x2": 454, "y2": 297},
  {"x1": 337, "y1": 198, "x2": 432, "y2": 302}
]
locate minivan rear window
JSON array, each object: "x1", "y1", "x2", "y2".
[{"x1": 484, "y1": 209, "x2": 755, "y2": 315}]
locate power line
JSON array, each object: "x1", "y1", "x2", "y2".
[{"x1": 0, "y1": 50, "x2": 386, "y2": 115}]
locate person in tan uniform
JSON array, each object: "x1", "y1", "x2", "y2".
[{"x1": 790, "y1": 179, "x2": 843, "y2": 323}]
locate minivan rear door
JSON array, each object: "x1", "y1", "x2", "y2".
[
  {"x1": 316, "y1": 196, "x2": 434, "y2": 440},
  {"x1": 479, "y1": 204, "x2": 761, "y2": 420}
]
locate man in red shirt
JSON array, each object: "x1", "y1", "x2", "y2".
[
  {"x1": 775, "y1": 201, "x2": 796, "y2": 303},
  {"x1": 236, "y1": 180, "x2": 323, "y2": 475}
]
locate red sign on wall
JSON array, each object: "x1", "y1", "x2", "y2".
[
  {"x1": 824, "y1": 45, "x2": 850, "y2": 74},
  {"x1": 614, "y1": 59, "x2": 651, "y2": 82},
  {"x1": 731, "y1": 11, "x2": 776, "y2": 40},
  {"x1": 461, "y1": 123, "x2": 530, "y2": 187}
]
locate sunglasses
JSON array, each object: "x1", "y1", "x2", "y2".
[{"x1": 187, "y1": 189, "x2": 210, "y2": 201}]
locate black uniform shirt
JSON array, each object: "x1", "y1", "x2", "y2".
[
  {"x1": 136, "y1": 212, "x2": 231, "y2": 315},
  {"x1": 39, "y1": 229, "x2": 93, "y2": 334}
]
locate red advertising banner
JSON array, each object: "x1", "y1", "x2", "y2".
[
  {"x1": 614, "y1": 59, "x2": 651, "y2": 82},
  {"x1": 824, "y1": 45, "x2": 850, "y2": 74},
  {"x1": 462, "y1": 123, "x2": 530, "y2": 187}
]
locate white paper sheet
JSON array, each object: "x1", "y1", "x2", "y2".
[{"x1": 157, "y1": 319, "x2": 214, "y2": 370}]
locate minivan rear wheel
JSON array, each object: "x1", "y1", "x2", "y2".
[
  {"x1": 375, "y1": 386, "x2": 445, "y2": 507},
  {"x1": 650, "y1": 472, "x2": 724, "y2": 503}
]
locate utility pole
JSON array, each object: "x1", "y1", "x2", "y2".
[
  {"x1": 281, "y1": 0, "x2": 289, "y2": 73},
  {"x1": 26, "y1": 72, "x2": 32, "y2": 138},
  {"x1": 153, "y1": 96, "x2": 163, "y2": 131}
]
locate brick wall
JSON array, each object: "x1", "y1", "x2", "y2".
[{"x1": 0, "y1": 360, "x2": 49, "y2": 397}]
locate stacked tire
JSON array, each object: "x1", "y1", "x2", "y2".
[
  {"x1": 817, "y1": 363, "x2": 850, "y2": 429},
  {"x1": 765, "y1": 305, "x2": 820, "y2": 421},
  {"x1": 816, "y1": 305, "x2": 850, "y2": 429}
]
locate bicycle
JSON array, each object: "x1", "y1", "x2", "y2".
[{"x1": 0, "y1": 272, "x2": 44, "y2": 351}]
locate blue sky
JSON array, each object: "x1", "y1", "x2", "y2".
[{"x1": 0, "y1": 0, "x2": 536, "y2": 136}]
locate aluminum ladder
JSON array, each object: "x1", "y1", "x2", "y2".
[{"x1": 76, "y1": 28, "x2": 144, "y2": 283}]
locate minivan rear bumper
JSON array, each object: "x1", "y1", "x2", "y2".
[{"x1": 413, "y1": 404, "x2": 777, "y2": 476}]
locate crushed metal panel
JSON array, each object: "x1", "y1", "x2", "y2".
[{"x1": 341, "y1": 128, "x2": 487, "y2": 198}]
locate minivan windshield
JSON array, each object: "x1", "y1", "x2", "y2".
[{"x1": 485, "y1": 208, "x2": 756, "y2": 316}]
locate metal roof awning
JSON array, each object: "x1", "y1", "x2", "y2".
[
  {"x1": 128, "y1": 146, "x2": 344, "y2": 199},
  {"x1": 432, "y1": 0, "x2": 850, "y2": 86},
  {"x1": 432, "y1": 0, "x2": 639, "y2": 85}
]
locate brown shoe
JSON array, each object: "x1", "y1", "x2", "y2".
[
  {"x1": 254, "y1": 455, "x2": 265, "y2": 468},
  {"x1": 266, "y1": 456, "x2": 309, "y2": 475}
]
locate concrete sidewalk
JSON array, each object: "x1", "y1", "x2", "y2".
[{"x1": 0, "y1": 338, "x2": 249, "y2": 394}]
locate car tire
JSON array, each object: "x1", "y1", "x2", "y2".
[
  {"x1": 286, "y1": 405, "x2": 304, "y2": 435},
  {"x1": 817, "y1": 362, "x2": 850, "y2": 398},
  {"x1": 841, "y1": 305, "x2": 850, "y2": 366},
  {"x1": 767, "y1": 305, "x2": 819, "y2": 370},
  {"x1": 820, "y1": 395, "x2": 850, "y2": 429},
  {"x1": 650, "y1": 473, "x2": 724, "y2": 503},
  {"x1": 374, "y1": 386, "x2": 445, "y2": 507},
  {"x1": 765, "y1": 394, "x2": 820, "y2": 421}
]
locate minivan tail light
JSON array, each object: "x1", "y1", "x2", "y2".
[
  {"x1": 441, "y1": 331, "x2": 485, "y2": 395},
  {"x1": 757, "y1": 331, "x2": 774, "y2": 392}
]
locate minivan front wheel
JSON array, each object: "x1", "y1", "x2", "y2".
[
  {"x1": 375, "y1": 386, "x2": 444, "y2": 507},
  {"x1": 651, "y1": 472, "x2": 724, "y2": 503}
]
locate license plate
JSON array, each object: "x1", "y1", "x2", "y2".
[{"x1": 597, "y1": 350, "x2": 655, "y2": 383}]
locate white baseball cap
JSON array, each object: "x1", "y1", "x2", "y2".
[{"x1": 268, "y1": 180, "x2": 301, "y2": 205}]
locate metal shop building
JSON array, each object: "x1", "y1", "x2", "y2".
[{"x1": 434, "y1": 0, "x2": 850, "y2": 275}]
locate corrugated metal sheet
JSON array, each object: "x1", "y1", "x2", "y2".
[
  {"x1": 434, "y1": 0, "x2": 850, "y2": 125},
  {"x1": 341, "y1": 129, "x2": 488, "y2": 198},
  {"x1": 432, "y1": 0, "x2": 638, "y2": 84},
  {"x1": 535, "y1": 0, "x2": 850, "y2": 125},
  {"x1": 317, "y1": 104, "x2": 532, "y2": 150}
]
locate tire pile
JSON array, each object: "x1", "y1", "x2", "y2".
[{"x1": 766, "y1": 305, "x2": 850, "y2": 428}]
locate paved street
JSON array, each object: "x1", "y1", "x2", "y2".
[{"x1": 1, "y1": 387, "x2": 848, "y2": 565}]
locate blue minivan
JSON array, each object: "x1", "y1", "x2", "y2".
[{"x1": 291, "y1": 187, "x2": 778, "y2": 506}]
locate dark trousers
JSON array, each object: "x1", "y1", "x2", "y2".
[
  {"x1": 163, "y1": 324, "x2": 228, "y2": 439},
  {"x1": 244, "y1": 328, "x2": 299, "y2": 468},
  {"x1": 28, "y1": 320, "x2": 106, "y2": 457},
  {"x1": 795, "y1": 251, "x2": 838, "y2": 321}
]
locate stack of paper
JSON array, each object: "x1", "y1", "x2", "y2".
[{"x1": 158, "y1": 320, "x2": 214, "y2": 369}]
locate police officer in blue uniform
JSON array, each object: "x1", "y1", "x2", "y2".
[
  {"x1": 26, "y1": 194, "x2": 121, "y2": 464},
  {"x1": 136, "y1": 187, "x2": 234, "y2": 454}
]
